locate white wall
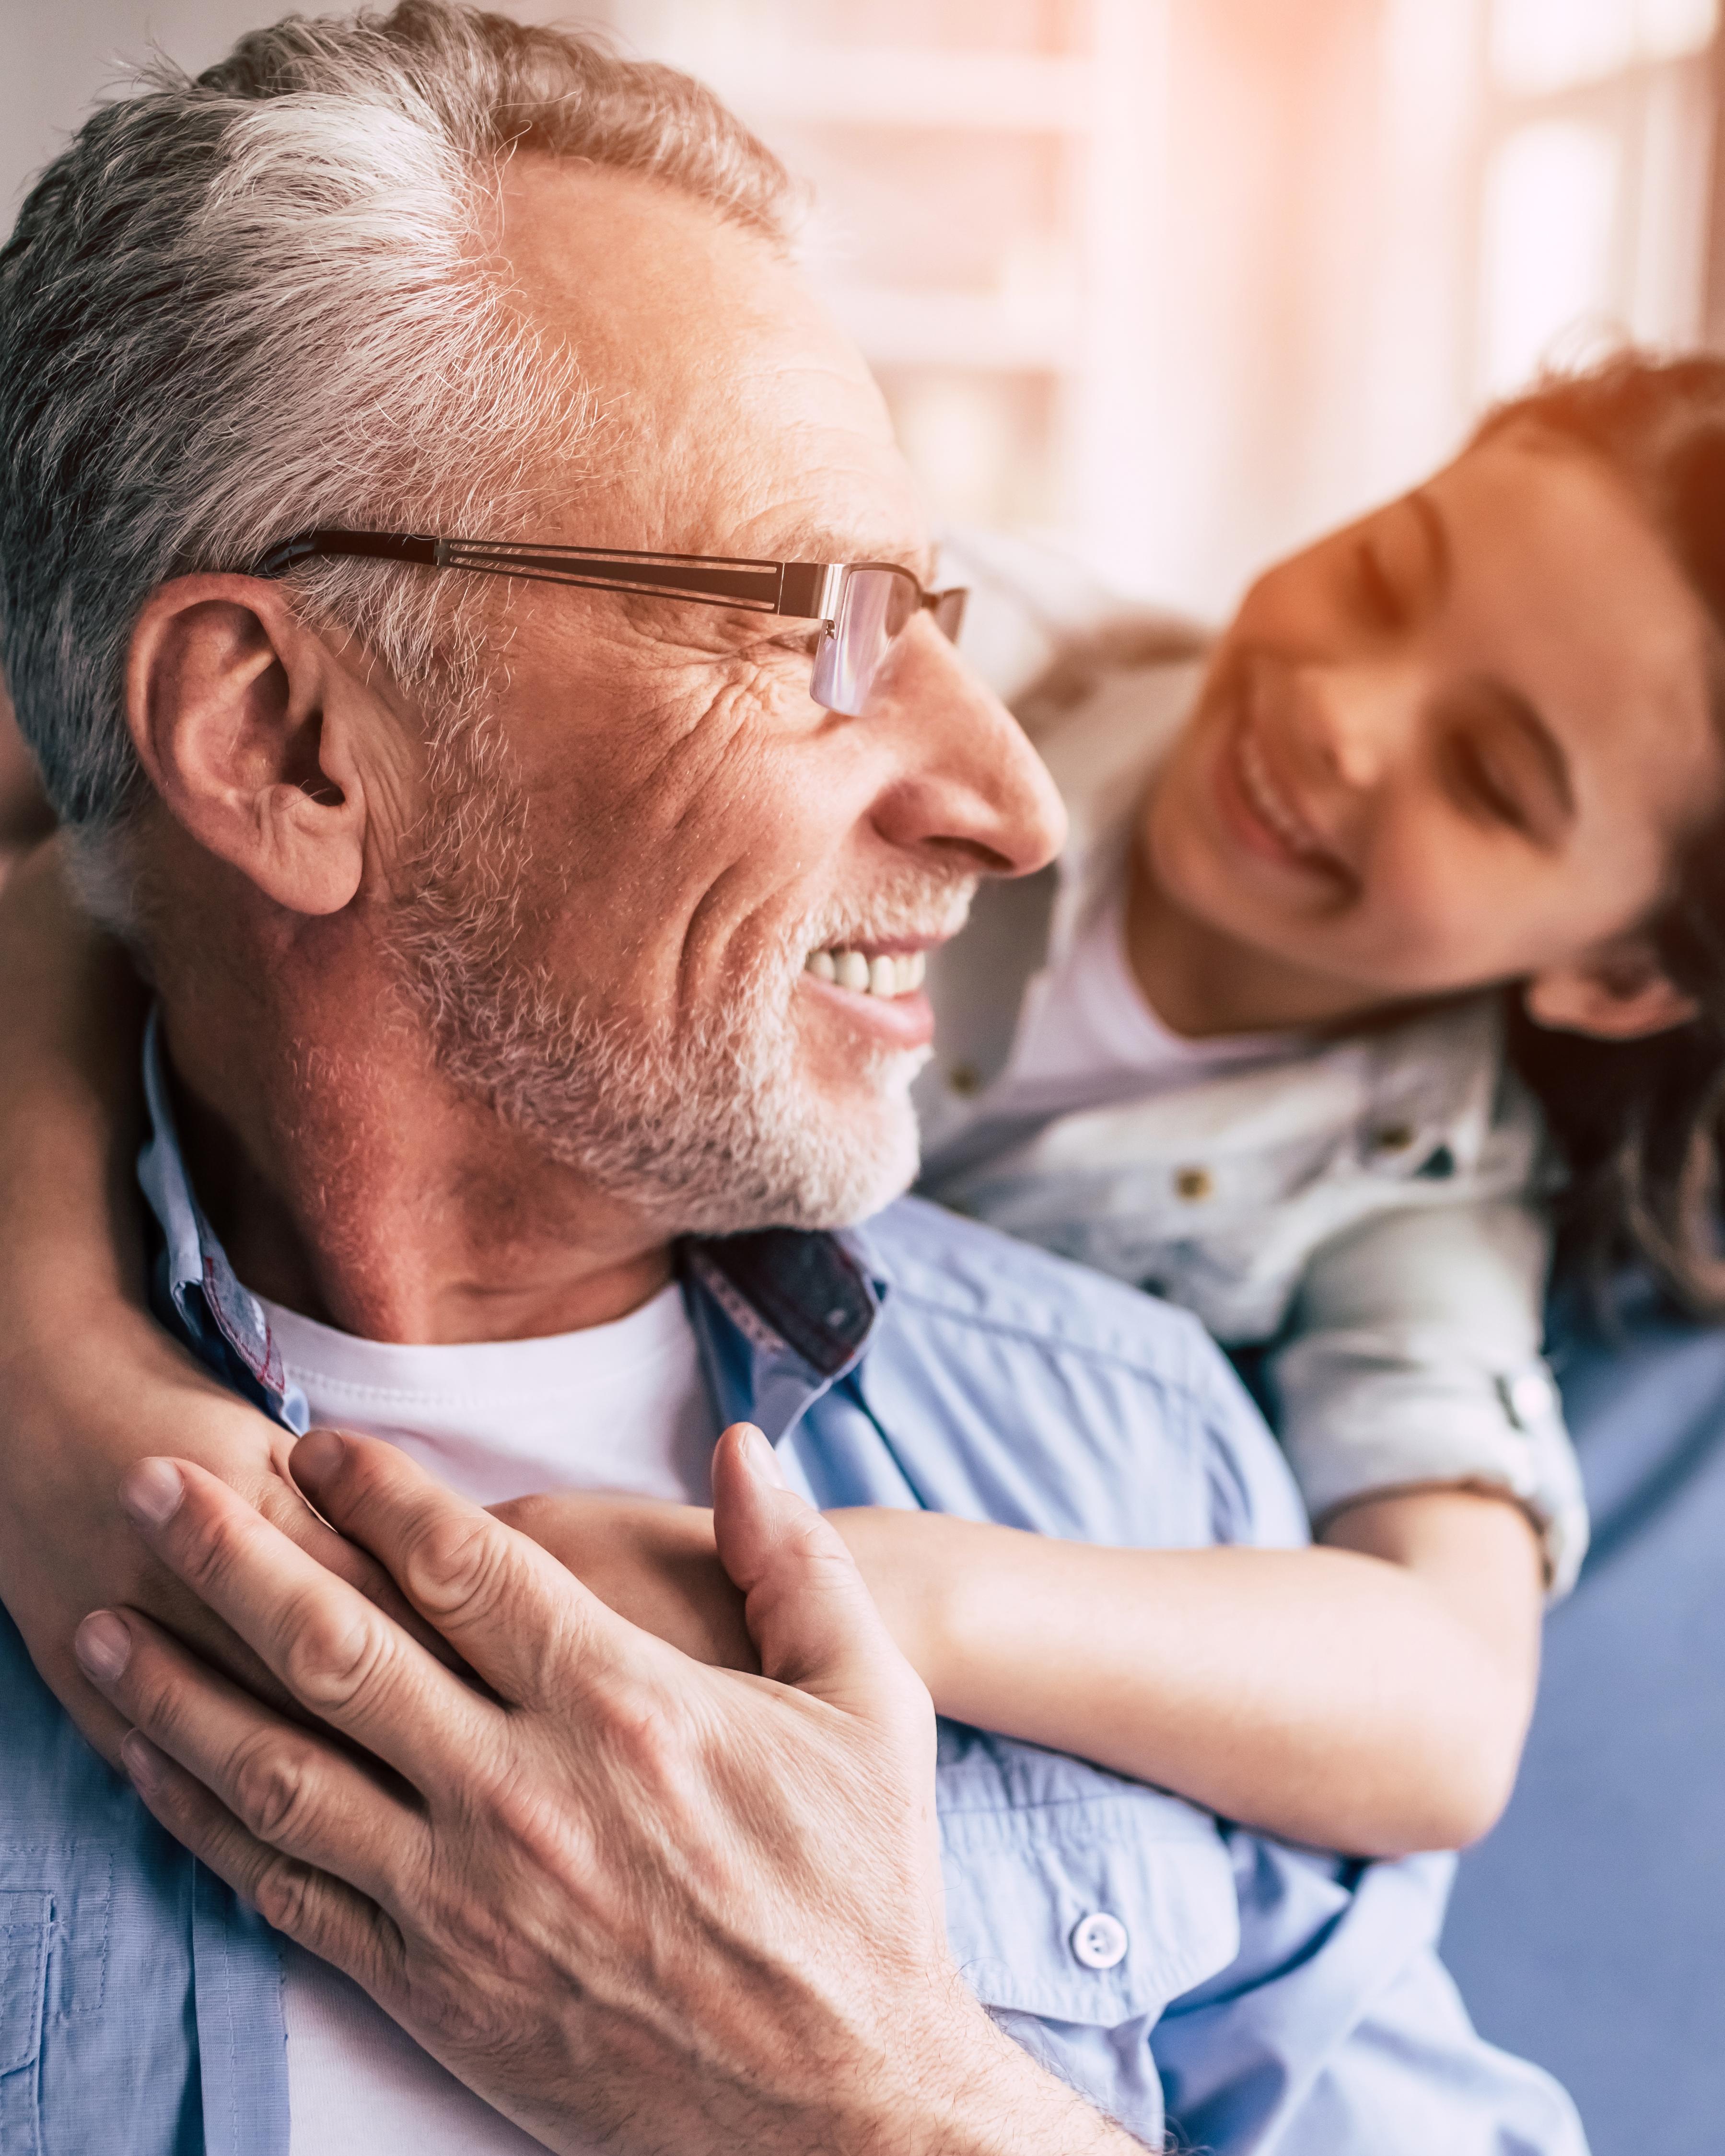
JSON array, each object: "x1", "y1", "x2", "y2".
[{"x1": 2, "y1": 2, "x2": 280, "y2": 217}]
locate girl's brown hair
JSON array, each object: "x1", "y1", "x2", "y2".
[{"x1": 1475, "y1": 353, "x2": 1725, "y2": 1312}]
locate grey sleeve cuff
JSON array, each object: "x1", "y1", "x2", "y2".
[{"x1": 1272, "y1": 1326, "x2": 1590, "y2": 1600}]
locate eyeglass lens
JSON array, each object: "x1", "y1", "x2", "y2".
[{"x1": 809, "y1": 568, "x2": 968, "y2": 717}]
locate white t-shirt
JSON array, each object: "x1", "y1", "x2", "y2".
[
  {"x1": 253, "y1": 1278, "x2": 719, "y2": 2156},
  {"x1": 979, "y1": 885, "x2": 1282, "y2": 1125}
]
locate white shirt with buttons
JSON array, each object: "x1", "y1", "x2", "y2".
[{"x1": 915, "y1": 650, "x2": 1589, "y2": 1596}]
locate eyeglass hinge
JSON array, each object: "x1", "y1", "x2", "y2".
[{"x1": 778, "y1": 561, "x2": 845, "y2": 622}]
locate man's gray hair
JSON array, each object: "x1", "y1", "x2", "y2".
[{"x1": 0, "y1": 0, "x2": 794, "y2": 847}]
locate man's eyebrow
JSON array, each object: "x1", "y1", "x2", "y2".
[
  {"x1": 1406, "y1": 487, "x2": 1452, "y2": 597},
  {"x1": 777, "y1": 525, "x2": 934, "y2": 582},
  {"x1": 1482, "y1": 677, "x2": 1577, "y2": 822}
]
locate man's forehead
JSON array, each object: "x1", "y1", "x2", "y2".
[{"x1": 496, "y1": 156, "x2": 929, "y2": 573}]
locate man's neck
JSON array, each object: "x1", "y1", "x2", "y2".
[{"x1": 156, "y1": 928, "x2": 673, "y2": 1346}]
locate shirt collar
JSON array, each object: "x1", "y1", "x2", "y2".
[
  {"x1": 139, "y1": 1007, "x2": 305, "y2": 1426},
  {"x1": 136, "y1": 1008, "x2": 890, "y2": 1446}
]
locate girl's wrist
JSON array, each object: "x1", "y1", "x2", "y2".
[{"x1": 825, "y1": 1507, "x2": 956, "y2": 1694}]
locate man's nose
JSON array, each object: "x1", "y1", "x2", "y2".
[{"x1": 870, "y1": 623, "x2": 1067, "y2": 877}]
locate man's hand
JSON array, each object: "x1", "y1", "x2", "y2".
[{"x1": 73, "y1": 1423, "x2": 1138, "y2": 2155}]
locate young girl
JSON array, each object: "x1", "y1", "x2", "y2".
[{"x1": 4, "y1": 352, "x2": 1724, "y2": 1860}]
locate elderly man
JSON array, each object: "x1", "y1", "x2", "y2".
[{"x1": 0, "y1": 6, "x2": 1583, "y2": 2153}]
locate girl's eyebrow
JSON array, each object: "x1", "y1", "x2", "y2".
[{"x1": 1407, "y1": 488, "x2": 1452, "y2": 597}]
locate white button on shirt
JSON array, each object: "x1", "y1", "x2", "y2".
[
  {"x1": 1070, "y1": 1911, "x2": 1130, "y2": 1970},
  {"x1": 253, "y1": 1279, "x2": 719, "y2": 2156}
]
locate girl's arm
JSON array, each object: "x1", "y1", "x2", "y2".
[
  {"x1": 0, "y1": 846, "x2": 438, "y2": 1763},
  {"x1": 829, "y1": 1187, "x2": 1562, "y2": 1856},
  {"x1": 832, "y1": 1490, "x2": 1542, "y2": 1856},
  {"x1": 492, "y1": 1483, "x2": 1541, "y2": 1857}
]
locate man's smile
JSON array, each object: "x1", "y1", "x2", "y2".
[
  {"x1": 804, "y1": 944, "x2": 928, "y2": 997},
  {"x1": 799, "y1": 944, "x2": 936, "y2": 1049}
]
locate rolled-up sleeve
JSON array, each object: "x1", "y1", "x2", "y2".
[{"x1": 1270, "y1": 1197, "x2": 1589, "y2": 1597}]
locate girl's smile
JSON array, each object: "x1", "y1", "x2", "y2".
[{"x1": 1134, "y1": 420, "x2": 1725, "y2": 1039}]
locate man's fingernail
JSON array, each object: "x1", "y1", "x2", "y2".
[
  {"x1": 740, "y1": 1424, "x2": 786, "y2": 1487},
  {"x1": 120, "y1": 1730, "x2": 164, "y2": 1794},
  {"x1": 291, "y1": 1428, "x2": 345, "y2": 1486},
  {"x1": 120, "y1": 1458, "x2": 184, "y2": 1529},
  {"x1": 74, "y1": 1611, "x2": 131, "y2": 1683}
]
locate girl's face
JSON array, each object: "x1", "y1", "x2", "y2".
[{"x1": 1145, "y1": 425, "x2": 1725, "y2": 1030}]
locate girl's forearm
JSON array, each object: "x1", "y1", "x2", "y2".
[
  {"x1": 829, "y1": 1494, "x2": 1543, "y2": 1857},
  {"x1": 0, "y1": 846, "x2": 301, "y2": 1758}
]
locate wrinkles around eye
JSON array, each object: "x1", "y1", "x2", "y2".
[{"x1": 749, "y1": 626, "x2": 822, "y2": 658}]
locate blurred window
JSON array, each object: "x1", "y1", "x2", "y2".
[
  {"x1": 616, "y1": 0, "x2": 1160, "y2": 584},
  {"x1": 602, "y1": 0, "x2": 1722, "y2": 615},
  {"x1": 1492, "y1": 0, "x2": 1718, "y2": 96},
  {"x1": 1478, "y1": 0, "x2": 1717, "y2": 395},
  {"x1": 1481, "y1": 121, "x2": 1621, "y2": 390}
]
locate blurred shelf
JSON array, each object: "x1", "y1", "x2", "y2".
[
  {"x1": 825, "y1": 283, "x2": 1080, "y2": 370},
  {"x1": 627, "y1": 1, "x2": 1165, "y2": 557},
  {"x1": 680, "y1": 49, "x2": 1096, "y2": 132}
]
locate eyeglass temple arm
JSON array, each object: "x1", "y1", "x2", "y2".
[{"x1": 252, "y1": 529, "x2": 848, "y2": 621}]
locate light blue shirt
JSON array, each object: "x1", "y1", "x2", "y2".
[{"x1": 0, "y1": 1025, "x2": 1586, "y2": 2153}]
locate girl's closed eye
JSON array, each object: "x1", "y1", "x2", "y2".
[
  {"x1": 1350, "y1": 534, "x2": 1406, "y2": 632},
  {"x1": 1445, "y1": 729, "x2": 1531, "y2": 833},
  {"x1": 1439, "y1": 684, "x2": 1575, "y2": 847},
  {"x1": 1345, "y1": 492, "x2": 1448, "y2": 637}
]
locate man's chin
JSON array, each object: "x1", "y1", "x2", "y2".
[{"x1": 676, "y1": 1080, "x2": 922, "y2": 1239}]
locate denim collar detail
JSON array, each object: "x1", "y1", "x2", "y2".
[
  {"x1": 684, "y1": 1226, "x2": 884, "y2": 1379},
  {"x1": 139, "y1": 1009, "x2": 305, "y2": 1430}
]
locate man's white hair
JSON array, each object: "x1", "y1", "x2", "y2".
[
  {"x1": 0, "y1": 0, "x2": 795, "y2": 866},
  {"x1": 0, "y1": 2, "x2": 939, "y2": 1236}
]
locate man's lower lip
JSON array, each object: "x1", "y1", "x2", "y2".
[{"x1": 800, "y1": 975, "x2": 935, "y2": 1049}]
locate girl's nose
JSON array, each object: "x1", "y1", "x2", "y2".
[
  {"x1": 1327, "y1": 723, "x2": 1382, "y2": 789},
  {"x1": 1301, "y1": 665, "x2": 1393, "y2": 792}
]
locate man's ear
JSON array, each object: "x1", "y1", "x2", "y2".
[
  {"x1": 1524, "y1": 934, "x2": 1698, "y2": 1041},
  {"x1": 125, "y1": 575, "x2": 374, "y2": 916}
]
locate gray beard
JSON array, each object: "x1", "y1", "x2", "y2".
[{"x1": 382, "y1": 718, "x2": 952, "y2": 1236}]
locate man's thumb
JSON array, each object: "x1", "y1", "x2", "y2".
[{"x1": 711, "y1": 1423, "x2": 919, "y2": 1722}]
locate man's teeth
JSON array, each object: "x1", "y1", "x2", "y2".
[
  {"x1": 1237, "y1": 731, "x2": 1327, "y2": 860},
  {"x1": 804, "y1": 947, "x2": 928, "y2": 996}
]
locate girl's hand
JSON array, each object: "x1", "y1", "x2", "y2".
[
  {"x1": 0, "y1": 1350, "x2": 449, "y2": 1764},
  {"x1": 490, "y1": 1490, "x2": 758, "y2": 1671}
]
